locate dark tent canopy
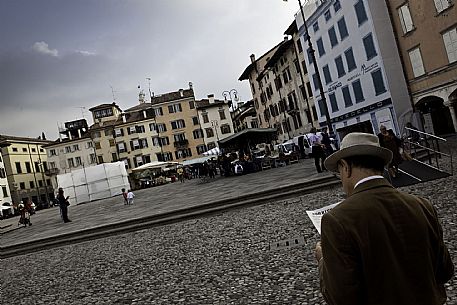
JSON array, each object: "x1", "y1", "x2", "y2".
[{"x1": 218, "y1": 128, "x2": 277, "y2": 151}]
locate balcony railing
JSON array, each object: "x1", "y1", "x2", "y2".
[{"x1": 173, "y1": 139, "x2": 189, "y2": 148}]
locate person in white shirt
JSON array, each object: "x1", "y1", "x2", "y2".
[
  {"x1": 309, "y1": 127, "x2": 326, "y2": 173},
  {"x1": 127, "y1": 190, "x2": 135, "y2": 205}
]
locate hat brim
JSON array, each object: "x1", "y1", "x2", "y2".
[{"x1": 324, "y1": 145, "x2": 393, "y2": 172}]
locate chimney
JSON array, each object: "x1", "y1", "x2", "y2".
[
  {"x1": 143, "y1": 110, "x2": 147, "y2": 119},
  {"x1": 188, "y1": 82, "x2": 193, "y2": 90},
  {"x1": 284, "y1": 36, "x2": 288, "y2": 42},
  {"x1": 179, "y1": 89, "x2": 184, "y2": 97},
  {"x1": 208, "y1": 94, "x2": 215, "y2": 104},
  {"x1": 77, "y1": 129, "x2": 82, "y2": 138},
  {"x1": 250, "y1": 54, "x2": 256, "y2": 63},
  {"x1": 68, "y1": 132, "x2": 73, "y2": 141},
  {"x1": 122, "y1": 113, "x2": 126, "y2": 123}
]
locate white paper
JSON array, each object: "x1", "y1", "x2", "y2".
[{"x1": 306, "y1": 201, "x2": 342, "y2": 235}]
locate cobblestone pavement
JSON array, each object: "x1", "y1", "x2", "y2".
[{"x1": 1, "y1": 137, "x2": 456, "y2": 304}]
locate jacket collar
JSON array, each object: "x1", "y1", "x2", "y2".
[{"x1": 350, "y1": 178, "x2": 393, "y2": 197}]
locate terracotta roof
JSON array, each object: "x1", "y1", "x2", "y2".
[
  {"x1": 238, "y1": 41, "x2": 285, "y2": 81},
  {"x1": 124, "y1": 103, "x2": 153, "y2": 113},
  {"x1": 264, "y1": 39, "x2": 294, "y2": 70},
  {"x1": 42, "y1": 133, "x2": 92, "y2": 148},
  {"x1": 195, "y1": 99, "x2": 226, "y2": 109},
  {"x1": 0, "y1": 134, "x2": 53, "y2": 145},
  {"x1": 89, "y1": 102, "x2": 122, "y2": 112},
  {"x1": 150, "y1": 89, "x2": 194, "y2": 105},
  {"x1": 88, "y1": 118, "x2": 121, "y2": 131}
]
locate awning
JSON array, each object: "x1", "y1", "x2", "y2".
[
  {"x1": 202, "y1": 147, "x2": 220, "y2": 156},
  {"x1": 182, "y1": 156, "x2": 213, "y2": 166},
  {"x1": 218, "y1": 128, "x2": 277, "y2": 150},
  {"x1": 132, "y1": 161, "x2": 180, "y2": 172}
]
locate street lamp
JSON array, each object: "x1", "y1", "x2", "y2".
[
  {"x1": 285, "y1": 0, "x2": 334, "y2": 135},
  {"x1": 222, "y1": 89, "x2": 239, "y2": 112}
]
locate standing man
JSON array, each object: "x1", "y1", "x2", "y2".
[
  {"x1": 57, "y1": 188, "x2": 71, "y2": 223},
  {"x1": 309, "y1": 127, "x2": 325, "y2": 173},
  {"x1": 316, "y1": 132, "x2": 453, "y2": 305}
]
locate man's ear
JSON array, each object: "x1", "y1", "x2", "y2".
[{"x1": 340, "y1": 159, "x2": 352, "y2": 178}]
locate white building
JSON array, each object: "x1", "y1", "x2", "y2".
[
  {"x1": 295, "y1": 0, "x2": 411, "y2": 138},
  {"x1": 0, "y1": 146, "x2": 13, "y2": 209},
  {"x1": 196, "y1": 94, "x2": 234, "y2": 150},
  {"x1": 44, "y1": 119, "x2": 97, "y2": 189}
]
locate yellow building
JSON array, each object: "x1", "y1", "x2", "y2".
[{"x1": 0, "y1": 135, "x2": 54, "y2": 206}]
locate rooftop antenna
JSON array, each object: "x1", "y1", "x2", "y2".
[
  {"x1": 146, "y1": 77, "x2": 154, "y2": 101},
  {"x1": 110, "y1": 85, "x2": 117, "y2": 102}
]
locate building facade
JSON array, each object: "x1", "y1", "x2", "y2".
[
  {"x1": 295, "y1": 0, "x2": 412, "y2": 138},
  {"x1": 239, "y1": 36, "x2": 316, "y2": 143},
  {"x1": 196, "y1": 94, "x2": 234, "y2": 150},
  {"x1": 385, "y1": 0, "x2": 457, "y2": 135},
  {"x1": 0, "y1": 135, "x2": 54, "y2": 205},
  {"x1": 231, "y1": 100, "x2": 259, "y2": 133},
  {"x1": 43, "y1": 119, "x2": 97, "y2": 189},
  {"x1": 0, "y1": 141, "x2": 12, "y2": 207}
]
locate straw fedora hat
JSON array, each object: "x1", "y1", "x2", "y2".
[{"x1": 324, "y1": 132, "x2": 393, "y2": 172}]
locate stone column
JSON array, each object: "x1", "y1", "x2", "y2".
[{"x1": 445, "y1": 99, "x2": 457, "y2": 133}]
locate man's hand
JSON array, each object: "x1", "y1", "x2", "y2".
[{"x1": 315, "y1": 241, "x2": 323, "y2": 262}]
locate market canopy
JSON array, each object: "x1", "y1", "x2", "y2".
[
  {"x1": 202, "y1": 147, "x2": 220, "y2": 156},
  {"x1": 132, "y1": 161, "x2": 180, "y2": 172},
  {"x1": 218, "y1": 128, "x2": 277, "y2": 150}
]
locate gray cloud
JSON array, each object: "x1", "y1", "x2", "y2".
[{"x1": 32, "y1": 41, "x2": 59, "y2": 57}]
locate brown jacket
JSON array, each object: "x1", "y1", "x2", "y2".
[{"x1": 320, "y1": 178, "x2": 454, "y2": 305}]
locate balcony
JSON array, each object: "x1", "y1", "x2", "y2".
[
  {"x1": 45, "y1": 168, "x2": 60, "y2": 176},
  {"x1": 173, "y1": 139, "x2": 189, "y2": 148}
]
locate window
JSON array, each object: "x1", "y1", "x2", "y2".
[
  {"x1": 434, "y1": 0, "x2": 451, "y2": 13},
  {"x1": 104, "y1": 129, "x2": 113, "y2": 136},
  {"x1": 87, "y1": 142, "x2": 93, "y2": 149},
  {"x1": 196, "y1": 145, "x2": 207, "y2": 154},
  {"x1": 313, "y1": 21, "x2": 319, "y2": 32},
  {"x1": 363, "y1": 33, "x2": 377, "y2": 60},
  {"x1": 329, "y1": 93, "x2": 339, "y2": 112},
  {"x1": 153, "y1": 107, "x2": 163, "y2": 117},
  {"x1": 151, "y1": 123, "x2": 167, "y2": 133},
  {"x1": 73, "y1": 144, "x2": 79, "y2": 151},
  {"x1": 117, "y1": 142, "x2": 126, "y2": 153},
  {"x1": 334, "y1": 0, "x2": 341, "y2": 12},
  {"x1": 323, "y1": 65, "x2": 332, "y2": 84},
  {"x1": 112, "y1": 153, "x2": 118, "y2": 162},
  {"x1": 344, "y1": 48, "x2": 357, "y2": 72},
  {"x1": 443, "y1": 27, "x2": 457, "y2": 63},
  {"x1": 75, "y1": 157, "x2": 82, "y2": 166},
  {"x1": 355, "y1": 0, "x2": 368, "y2": 25},
  {"x1": 168, "y1": 103, "x2": 182, "y2": 113},
  {"x1": 49, "y1": 149, "x2": 57, "y2": 156},
  {"x1": 335, "y1": 55, "x2": 346, "y2": 78},
  {"x1": 189, "y1": 100, "x2": 195, "y2": 109},
  {"x1": 221, "y1": 124, "x2": 231, "y2": 134},
  {"x1": 328, "y1": 27, "x2": 338, "y2": 48},
  {"x1": 2, "y1": 186, "x2": 8, "y2": 197},
  {"x1": 317, "y1": 100, "x2": 326, "y2": 117},
  {"x1": 337, "y1": 17, "x2": 349, "y2": 40},
  {"x1": 109, "y1": 139, "x2": 116, "y2": 147},
  {"x1": 312, "y1": 73, "x2": 319, "y2": 91},
  {"x1": 219, "y1": 110, "x2": 226, "y2": 120},
  {"x1": 90, "y1": 154, "x2": 97, "y2": 164},
  {"x1": 174, "y1": 133, "x2": 186, "y2": 142},
  {"x1": 65, "y1": 146, "x2": 72, "y2": 153},
  {"x1": 46, "y1": 179, "x2": 51, "y2": 186},
  {"x1": 0, "y1": 167, "x2": 6, "y2": 178},
  {"x1": 193, "y1": 129, "x2": 204, "y2": 139},
  {"x1": 205, "y1": 128, "x2": 214, "y2": 138},
  {"x1": 15, "y1": 162, "x2": 22, "y2": 174},
  {"x1": 342, "y1": 86, "x2": 353, "y2": 107},
  {"x1": 371, "y1": 69, "x2": 387, "y2": 96},
  {"x1": 34, "y1": 162, "x2": 40, "y2": 172},
  {"x1": 68, "y1": 158, "x2": 75, "y2": 168},
  {"x1": 49, "y1": 161, "x2": 56, "y2": 169},
  {"x1": 171, "y1": 119, "x2": 186, "y2": 130},
  {"x1": 95, "y1": 142, "x2": 101, "y2": 150},
  {"x1": 408, "y1": 47, "x2": 426, "y2": 77},
  {"x1": 19, "y1": 182, "x2": 25, "y2": 190},
  {"x1": 324, "y1": 9, "x2": 331, "y2": 21},
  {"x1": 317, "y1": 38, "x2": 325, "y2": 57},
  {"x1": 352, "y1": 79, "x2": 365, "y2": 103},
  {"x1": 98, "y1": 156, "x2": 104, "y2": 164},
  {"x1": 398, "y1": 4, "x2": 414, "y2": 34},
  {"x1": 114, "y1": 128, "x2": 124, "y2": 137},
  {"x1": 202, "y1": 113, "x2": 209, "y2": 123},
  {"x1": 157, "y1": 152, "x2": 173, "y2": 162},
  {"x1": 297, "y1": 38, "x2": 303, "y2": 53},
  {"x1": 307, "y1": 49, "x2": 314, "y2": 65},
  {"x1": 192, "y1": 116, "x2": 199, "y2": 125},
  {"x1": 12, "y1": 147, "x2": 18, "y2": 152},
  {"x1": 30, "y1": 181, "x2": 35, "y2": 189},
  {"x1": 152, "y1": 137, "x2": 169, "y2": 147},
  {"x1": 43, "y1": 161, "x2": 48, "y2": 172},
  {"x1": 22, "y1": 148, "x2": 27, "y2": 152},
  {"x1": 25, "y1": 162, "x2": 32, "y2": 173},
  {"x1": 31, "y1": 148, "x2": 36, "y2": 152}
]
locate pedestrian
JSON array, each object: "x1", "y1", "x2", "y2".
[
  {"x1": 320, "y1": 127, "x2": 334, "y2": 157},
  {"x1": 316, "y1": 132, "x2": 454, "y2": 305},
  {"x1": 121, "y1": 188, "x2": 128, "y2": 205},
  {"x1": 127, "y1": 189, "x2": 135, "y2": 205},
  {"x1": 309, "y1": 127, "x2": 325, "y2": 173},
  {"x1": 57, "y1": 188, "x2": 71, "y2": 223},
  {"x1": 377, "y1": 125, "x2": 402, "y2": 177},
  {"x1": 177, "y1": 166, "x2": 185, "y2": 183}
]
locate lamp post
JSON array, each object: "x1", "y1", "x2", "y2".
[
  {"x1": 222, "y1": 89, "x2": 239, "y2": 112},
  {"x1": 286, "y1": 0, "x2": 333, "y2": 135}
]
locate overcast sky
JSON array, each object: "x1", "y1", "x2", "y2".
[{"x1": 0, "y1": 0, "x2": 299, "y2": 140}]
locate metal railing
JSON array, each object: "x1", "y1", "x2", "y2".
[{"x1": 403, "y1": 127, "x2": 454, "y2": 174}]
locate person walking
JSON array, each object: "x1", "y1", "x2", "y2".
[
  {"x1": 377, "y1": 125, "x2": 402, "y2": 177},
  {"x1": 315, "y1": 132, "x2": 454, "y2": 305},
  {"x1": 121, "y1": 188, "x2": 128, "y2": 205},
  {"x1": 320, "y1": 127, "x2": 334, "y2": 158},
  {"x1": 126, "y1": 190, "x2": 135, "y2": 205},
  {"x1": 57, "y1": 188, "x2": 71, "y2": 223},
  {"x1": 309, "y1": 127, "x2": 325, "y2": 173}
]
